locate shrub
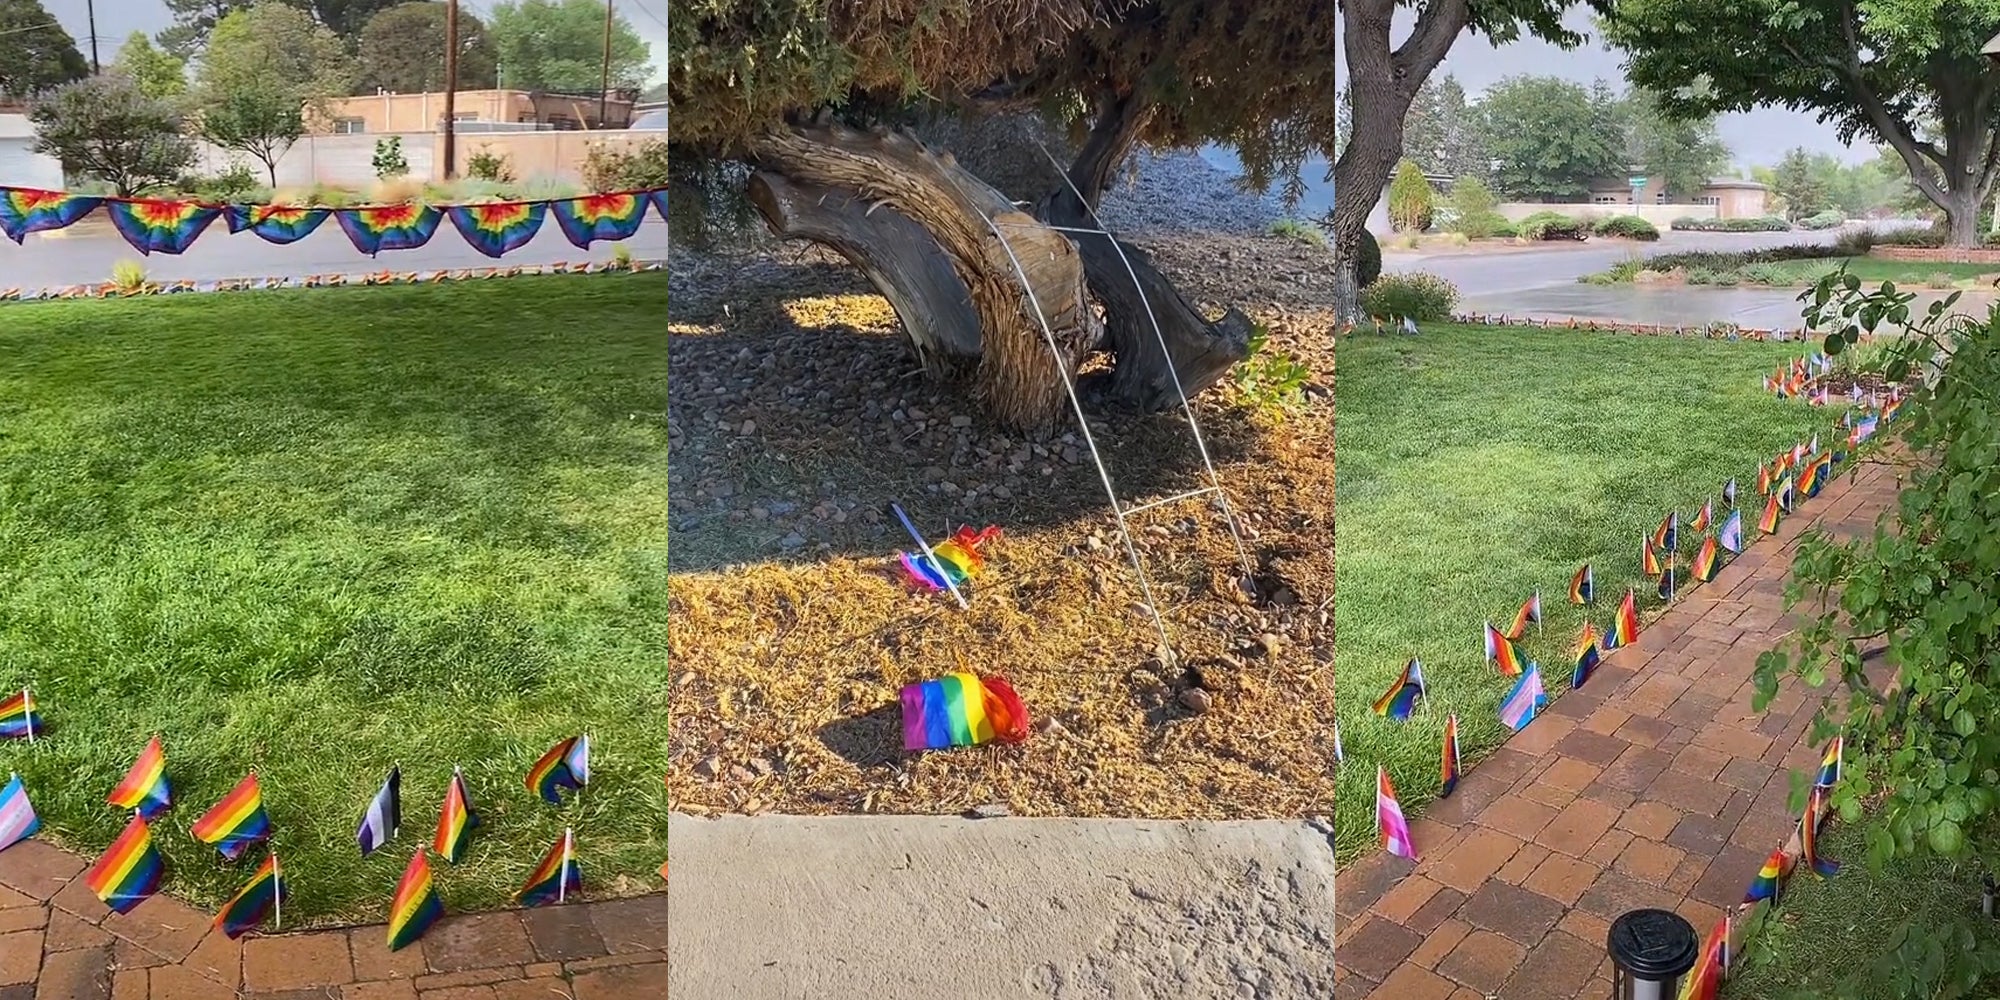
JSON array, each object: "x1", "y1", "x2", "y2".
[
  {"x1": 1518, "y1": 211, "x2": 1588, "y2": 241},
  {"x1": 1578, "y1": 259, "x2": 1643, "y2": 284},
  {"x1": 1798, "y1": 209, "x2": 1844, "y2": 230},
  {"x1": 467, "y1": 146, "x2": 515, "y2": 183},
  {"x1": 372, "y1": 136, "x2": 409, "y2": 179},
  {"x1": 1876, "y1": 222, "x2": 1945, "y2": 247},
  {"x1": 1593, "y1": 215, "x2": 1660, "y2": 241},
  {"x1": 1490, "y1": 219, "x2": 1518, "y2": 238},
  {"x1": 1359, "y1": 272, "x2": 1458, "y2": 322},
  {"x1": 1454, "y1": 210, "x2": 1511, "y2": 239},
  {"x1": 179, "y1": 164, "x2": 261, "y2": 202},
  {"x1": 110, "y1": 259, "x2": 148, "y2": 294},
  {"x1": 1267, "y1": 218, "x2": 1328, "y2": 247},
  {"x1": 1353, "y1": 229, "x2": 1382, "y2": 288},
  {"x1": 1925, "y1": 272, "x2": 1958, "y2": 289},
  {"x1": 582, "y1": 139, "x2": 672, "y2": 192},
  {"x1": 1446, "y1": 176, "x2": 1499, "y2": 232},
  {"x1": 1834, "y1": 229, "x2": 1880, "y2": 255},
  {"x1": 1441, "y1": 232, "x2": 1470, "y2": 246},
  {"x1": 1387, "y1": 160, "x2": 1435, "y2": 233},
  {"x1": 1738, "y1": 263, "x2": 1797, "y2": 286},
  {"x1": 1670, "y1": 215, "x2": 1792, "y2": 232},
  {"x1": 1643, "y1": 244, "x2": 1845, "y2": 273}
]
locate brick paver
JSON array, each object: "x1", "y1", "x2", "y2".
[
  {"x1": 0, "y1": 839, "x2": 664, "y2": 998},
  {"x1": 1338, "y1": 458, "x2": 1902, "y2": 997}
]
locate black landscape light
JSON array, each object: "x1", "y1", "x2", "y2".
[{"x1": 1606, "y1": 908, "x2": 1698, "y2": 1000}]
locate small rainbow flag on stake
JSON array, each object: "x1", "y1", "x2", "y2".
[
  {"x1": 1743, "y1": 845, "x2": 1791, "y2": 904},
  {"x1": 1690, "y1": 501, "x2": 1712, "y2": 533},
  {"x1": 1758, "y1": 489, "x2": 1783, "y2": 535},
  {"x1": 0, "y1": 689, "x2": 42, "y2": 741},
  {"x1": 357, "y1": 767, "x2": 401, "y2": 857},
  {"x1": 223, "y1": 204, "x2": 330, "y2": 245},
  {"x1": 900, "y1": 672, "x2": 1030, "y2": 749},
  {"x1": 551, "y1": 192, "x2": 648, "y2": 250},
  {"x1": 1816, "y1": 737, "x2": 1843, "y2": 788},
  {"x1": 1569, "y1": 563, "x2": 1594, "y2": 605},
  {"x1": 191, "y1": 774, "x2": 272, "y2": 862},
  {"x1": 335, "y1": 204, "x2": 444, "y2": 255},
  {"x1": 108, "y1": 736, "x2": 172, "y2": 819},
  {"x1": 1376, "y1": 766, "x2": 1417, "y2": 860},
  {"x1": 434, "y1": 767, "x2": 479, "y2": 864},
  {"x1": 386, "y1": 850, "x2": 444, "y2": 951},
  {"x1": 1439, "y1": 716, "x2": 1462, "y2": 798},
  {"x1": 0, "y1": 774, "x2": 40, "y2": 852},
  {"x1": 1605, "y1": 590, "x2": 1640, "y2": 650},
  {"x1": 516, "y1": 828, "x2": 583, "y2": 907},
  {"x1": 1372, "y1": 658, "x2": 1426, "y2": 720},
  {"x1": 892, "y1": 505, "x2": 1002, "y2": 608},
  {"x1": 1499, "y1": 665, "x2": 1547, "y2": 732},
  {"x1": 447, "y1": 202, "x2": 548, "y2": 259},
  {"x1": 525, "y1": 736, "x2": 590, "y2": 805},
  {"x1": 105, "y1": 198, "x2": 222, "y2": 255},
  {"x1": 1692, "y1": 535, "x2": 1722, "y2": 583},
  {"x1": 1653, "y1": 511, "x2": 1679, "y2": 553},
  {"x1": 1642, "y1": 535, "x2": 1663, "y2": 577},
  {"x1": 1723, "y1": 478, "x2": 1738, "y2": 508},
  {"x1": 1683, "y1": 912, "x2": 1731, "y2": 1000},
  {"x1": 0, "y1": 187, "x2": 101, "y2": 242},
  {"x1": 1504, "y1": 592, "x2": 1542, "y2": 641},
  {"x1": 214, "y1": 854, "x2": 285, "y2": 939},
  {"x1": 83, "y1": 815, "x2": 164, "y2": 914},
  {"x1": 1718, "y1": 509, "x2": 1745, "y2": 554},
  {"x1": 1484, "y1": 624, "x2": 1524, "y2": 677},
  {"x1": 1572, "y1": 624, "x2": 1601, "y2": 688},
  {"x1": 1657, "y1": 560, "x2": 1677, "y2": 602},
  {"x1": 1801, "y1": 787, "x2": 1840, "y2": 878}
]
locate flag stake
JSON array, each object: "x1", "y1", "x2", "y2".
[
  {"x1": 273, "y1": 853, "x2": 283, "y2": 931},
  {"x1": 22, "y1": 689, "x2": 32, "y2": 744},
  {"x1": 890, "y1": 502, "x2": 968, "y2": 610}
]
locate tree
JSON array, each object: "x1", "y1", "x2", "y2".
[
  {"x1": 0, "y1": 0, "x2": 88, "y2": 98},
  {"x1": 201, "y1": 87, "x2": 303, "y2": 186},
  {"x1": 292, "y1": 0, "x2": 400, "y2": 38},
  {"x1": 114, "y1": 32, "x2": 188, "y2": 100},
  {"x1": 1479, "y1": 75, "x2": 1625, "y2": 201},
  {"x1": 357, "y1": 2, "x2": 498, "y2": 93},
  {"x1": 1448, "y1": 174, "x2": 1506, "y2": 236},
  {"x1": 1401, "y1": 75, "x2": 1488, "y2": 181},
  {"x1": 672, "y1": 0, "x2": 1337, "y2": 430},
  {"x1": 1603, "y1": 0, "x2": 2000, "y2": 247},
  {"x1": 1626, "y1": 86, "x2": 1729, "y2": 200},
  {"x1": 29, "y1": 74, "x2": 196, "y2": 196},
  {"x1": 158, "y1": 0, "x2": 254, "y2": 58},
  {"x1": 197, "y1": 4, "x2": 354, "y2": 113},
  {"x1": 1387, "y1": 159, "x2": 1436, "y2": 232},
  {"x1": 1772, "y1": 147, "x2": 1831, "y2": 221},
  {"x1": 490, "y1": 0, "x2": 649, "y2": 92}
]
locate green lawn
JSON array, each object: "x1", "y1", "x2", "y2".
[
  {"x1": 0, "y1": 275, "x2": 670, "y2": 924},
  {"x1": 1334, "y1": 325, "x2": 1824, "y2": 862},
  {"x1": 1727, "y1": 820, "x2": 1996, "y2": 998}
]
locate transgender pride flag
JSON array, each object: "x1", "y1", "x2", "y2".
[
  {"x1": 0, "y1": 774, "x2": 38, "y2": 851},
  {"x1": 1376, "y1": 766, "x2": 1418, "y2": 860},
  {"x1": 1499, "y1": 666, "x2": 1547, "y2": 732}
]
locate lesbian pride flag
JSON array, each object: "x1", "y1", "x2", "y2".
[{"x1": 1376, "y1": 766, "x2": 1417, "y2": 860}]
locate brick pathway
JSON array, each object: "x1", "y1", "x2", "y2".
[
  {"x1": 1334, "y1": 458, "x2": 1903, "y2": 999},
  {"x1": 0, "y1": 840, "x2": 665, "y2": 999}
]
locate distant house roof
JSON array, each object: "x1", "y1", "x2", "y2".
[{"x1": 1702, "y1": 179, "x2": 1768, "y2": 191}]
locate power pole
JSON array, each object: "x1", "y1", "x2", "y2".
[
  {"x1": 598, "y1": 0, "x2": 613, "y2": 127},
  {"x1": 442, "y1": 0, "x2": 459, "y2": 179},
  {"x1": 86, "y1": 0, "x2": 99, "y2": 73}
]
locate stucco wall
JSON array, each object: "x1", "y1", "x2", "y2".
[{"x1": 1497, "y1": 203, "x2": 1716, "y2": 226}]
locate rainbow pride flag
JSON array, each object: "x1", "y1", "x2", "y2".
[
  {"x1": 900, "y1": 672, "x2": 1030, "y2": 750},
  {"x1": 1816, "y1": 736, "x2": 1843, "y2": 788},
  {"x1": 190, "y1": 774, "x2": 272, "y2": 861},
  {"x1": 386, "y1": 850, "x2": 444, "y2": 951},
  {"x1": 1568, "y1": 563, "x2": 1594, "y2": 605},
  {"x1": 1689, "y1": 501, "x2": 1712, "y2": 533},
  {"x1": 516, "y1": 828, "x2": 582, "y2": 907},
  {"x1": 1606, "y1": 589, "x2": 1640, "y2": 650},
  {"x1": 1439, "y1": 716, "x2": 1461, "y2": 798},
  {"x1": 83, "y1": 815, "x2": 164, "y2": 914},
  {"x1": 1653, "y1": 511, "x2": 1679, "y2": 553},
  {"x1": 1372, "y1": 658, "x2": 1426, "y2": 720},
  {"x1": 525, "y1": 735, "x2": 590, "y2": 805},
  {"x1": 214, "y1": 854, "x2": 284, "y2": 939},
  {"x1": 108, "y1": 736, "x2": 172, "y2": 820},
  {"x1": 1504, "y1": 592, "x2": 1541, "y2": 641},
  {"x1": 1692, "y1": 535, "x2": 1721, "y2": 583},
  {"x1": 1801, "y1": 787, "x2": 1840, "y2": 878},
  {"x1": 448, "y1": 201, "x2": 548, "y2": 259},
  {"x1": 1742, "y1": 845, "x2": 1791, "y2": 903},
  {"x1": 898, "y1": 525, "x2": 1004, "y2": 594},
  {"x1": 1641, "y1": 535, "x2": 1663, "y2": 577},
  {"x1": 1758, "y1": 489, "x2": 1783, "y2": 535},
  {"x1": 552, "y1": 191, "x2": 648, "y2": 249},
  {"x1": 106, "y1": 199, "x2": 222, "y2": 255},
  {"x1": 434, "y1": 767, "x2": 478, "y2": 864},
  {"x1": 1484, "y1": 623, "x2": 1523, "y2": 677},
  {"x1": 1682, "y1": 912, "x2": 1731, "y2": 1000},
  {"x1": 0, "y1": 690, "x2": 42, "y2": 740},
  {"x1": 223, "y1": 204, "x2": 330, "y2": 245},
  {"x1": 0, "y1": 187, "x2": 101, "y2": 242},
  {"x1": 335, "y1": 204, "x2": 443, "y2": 255},
  {"x1": 0, "y1": 774, "x2": 40, "y2": 852}
]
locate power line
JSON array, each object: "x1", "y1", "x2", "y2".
[
  {"x1": 626, "y1": 0, "x2": 670, "y2": 35},
  {"x1": 0, "y1": 19, "x2": 62, "y2": 38}
]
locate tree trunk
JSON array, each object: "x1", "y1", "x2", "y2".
[
  {"x1": 1038, "y1": 91, "x2": 1253, "y2": 411},
  {"x1": 746, "y1": 123, "x2": 1100, "y2": 431},
  {"x1": 1944, "y1": 187, "x2": 1982, "y2": 249}
]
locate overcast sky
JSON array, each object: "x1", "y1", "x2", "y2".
[
  {"x1": 40, "y1": 0, "x2": 672, "y2": 86},
  {"x1": 1369, "y1": 8, "x2": 1869, "y2": 168}
]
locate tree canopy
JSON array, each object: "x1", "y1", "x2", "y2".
[
  {"x1": 197, "y1": 3, "x2": 354, "y2": 110},
  {"x1": 0, "y1": 0, "x2": 88, "y2": 98},
  {"x1": 1602, "y1": 0, "x2": 2000, "y2": 245},
  {"x1": 30, "y1": 74, "x2": 196, "y2": 196},
  {"x1": 1478, "y1": 75, "x2": 1626, "y2": 201},
  {"x1": 114, "y1": 32, "x2": 189, "y2": 100},
  {"x1": 159, "y1": 0, "x2": 253, "y2": 58},
  {"x1": 489, "y1": 0, "x2": 650, "y2": 93},
  {"x1": 357, "y1": 2, "x2": 499, "y2": 93},
  {"x1": 1624, "y1": 86, "x2": 1729, "y2": 199}
]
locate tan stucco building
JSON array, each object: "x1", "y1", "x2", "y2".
[
  {"x1": 312, "y1": 89, "x2": 635, "y2": 134},
  {"x1": 1585, "y1": 175, "x2": 1772, "y2": 219}
]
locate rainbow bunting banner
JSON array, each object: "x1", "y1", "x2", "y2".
[
  {"x1": 434, "y1": 767, "x2": 479, "y2": 864},
  {"x1": 223, "y1": 204, "x2": 331, "y2": 245},
  {"x1": 214, "y1": 854, "x2": 285, "y2": 939},
  {"x1": 516, "y1": 828, "x2": 583, "y2": 907},
  {"x1": 551, "y1": 191, "x2": 648, "y2": 249},
  {"x1": 0, "y1": 187, "x2": 101, "y2": 242},
  {"x1": 0, "y1": 690, "x2": 41, "y2": 740},
  {"x1": 447, "y1": 201, "x2": 548, "y2": 258},
  {"x1": 899, "y1": 671, "x2": 1030, "y2": 750},
  {"x1": 648, "y1": 189, "x2": 669, "y2": 225},
  {"x1": 108, "y1": 735, "x2": 172, "y2": 820},
  {"x1": 525, "y1": 735, "x2": 590, "y2": 805},
  {"x1": 105, "y1": 199, "x2": 222, "y2": 255},
  {"x1": 83, "y1": 815, "x2": 164, "y2": 914},
  {"x1": 386, "y1": 850, "x2": 444, "y2": 951},
  {"x1": 0, "y1": 774, "x2": 40, "y2": 852},
  {"x1": 335, "y1": 204, "x2": 443, "y2": 255},
  {"x1": 190, "y1": 773, "x2": 272, "y2": 861}
]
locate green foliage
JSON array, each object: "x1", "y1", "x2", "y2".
[
  {"x1": 1387, "y1": 160, "x2": 1437, "y2": 232},
  {"x1": 158, "y1": 0, "x2": 254, "y2": 58},
  {"x1": 1593, "y1": 214, "x2": 1660, "y2": 240},
  {"x1": 1625, "y1": 85, "x2": 1729, "y2": 199},
  {"x1": 467, "y1": 146, "x2": 515, "y2": 183},
  {"x1": 1646, "y1": 244, "x2": 1846, "y2": 272},
  {"x1": 0, "y1": 0, "x2": 89, "y2": 97},
  {"x1": 358, "y1": 3, "x2": 499, "y2": 93},
  {"x1": 1578, "y1": 258, "x2": 1643, "y2": 284},
  {"x1": 1774, "y1": 147, "x2": 1834, "y2": 221},
  {"x1": 113, "y1": 32, "x2": 187, "y2": 101},
  {"x1": 1401, "y1": 75, "x2": 1490, "y2": 180},
  {"x1": 1354, "y1": 228, "x2": 1383, "y2": 288},
  {"x1": 584, "y1": 140, "x2": 672, "y2": 191},
  {"x1": 1359, "y1": 272, "x2": 1459, "y2": 322},
  {"x1": 292, "y1": 0, "x2": 403, "y2": 38},
  {"x1": 1446, "y1": 176, "x2": 1507, "y2": 238},
  {"x1": 1517, "y1": 210, "x2": 1589, "y2": 240},
  {"x1": 198, "y1": 3, "x2": 354, "y2": 126},
  {"x1": 1800, "y1": 209, "x2": 1847, "y2": 230},
  {"x1": 29, "y1": 75, "x2": 196, "y2": 197},
  {"x1": 1480, "y1": 75, "x2": 1627, "y2": 201},
  {"x1": 1233, "y1": 324, "x2": 1313, "y2": 416},
  {"x1": 1267, "y1": 219, "x2": 1328, "y2": 247},
  {"x1": 490, "y1": 0, "x2": 650, "y2": 92},
  {"x1": 108, "y1": 259, "x2": 148, "y2": 294},
  {"x1": 1671, "y1": 215, "x2": 1792, "y2": 232},
  {"x1": 372, "y1": 136, "x2": 409, "y2": 178},
  {"x1": 199, "y1": 86, "x2": 306, "y2": 187},
  {"x1": 179, "y1": 163, "x2": 263, "y2": 202},
  {"x1": 1752, "y1": 269, "x2": 2000, "y2": 996}
]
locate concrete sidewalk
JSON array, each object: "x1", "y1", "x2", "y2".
[{"x1": 666, "y1": 814, "x2": 1336, "y2": 999}]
